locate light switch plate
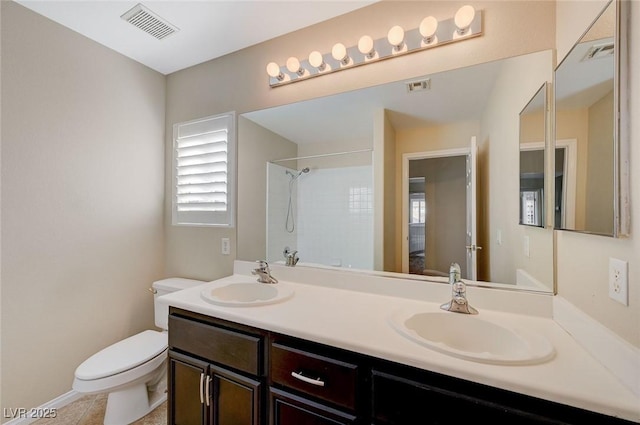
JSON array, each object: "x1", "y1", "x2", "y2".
[{"x1": 221, "y1": 238, "x2": 230, "y2": 255}]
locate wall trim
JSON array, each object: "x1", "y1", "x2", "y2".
[
  {"x1": 553, "y1": 296, "x2": 640, "y2": 397},
  {"x1": 3, "y1": 390, "x2": 82, "y2": 425}
]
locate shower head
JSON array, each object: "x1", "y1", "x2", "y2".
[{"x1": 286, "y1": 167, "x2": 311, "y2": 180}]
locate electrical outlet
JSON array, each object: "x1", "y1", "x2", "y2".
[
  {"x1": 221, "y1": 238, "x2": 230, "y2": 255},
  {"x1": 608, "y1": 258, "x2": 628, "y2": 305},
  {"x1": 523, "y1": 235, "x2": 530, "y2": 258}
]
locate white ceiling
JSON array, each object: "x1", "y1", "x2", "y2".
[{"x1": 15, "y1": 0, "x2": 377, "y2": 75}]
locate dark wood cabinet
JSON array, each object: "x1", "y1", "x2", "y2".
[
  {"x1": 169, "y1": 352, "x2": 208, "y2": 425},
  {"x1": 168, "y1": 309, "x2": 267, "y2": 425},
  {"x1": 168, "y1": 307, "x2": 637, "y2": 425},
  {"x1": 268, "y1": 336, "x2": 364, "y2": 424},
  {"x1": 209, "y1": 365, "x2": 261, "y2": 425},
  {"x1": 270, "y1": 340, "x2": 359, "y2": 412},
  {"x1": 270, "y1": 387, "x2": 358, "y2": 425},
  {"x1": 370, "y1": 362, "x2": 638, "y2": 425},
  {"x1": 371, "y1": 369, "x2": 554, "y2": 425}
]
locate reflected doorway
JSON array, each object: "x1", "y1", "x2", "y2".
[{"x1": 402, "y1": 143, "x2": 476, "y2": 279}]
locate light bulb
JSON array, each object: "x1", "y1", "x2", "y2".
[
  {"x1": 308, "y1": 51, "x2": 326, "y2": 70},
  {"x1": 331, "y1": 43, "x2": 350, "y2": 65},
  {"x1": 286, "y1": 56, "x2": 304, "y2": 76},
  {"x1": 419, "y1": 16, "x2": 438, "y2": 43},
  {"x1": 454, "y1": 5, "x2": 475, "y2": 34},
  {"x1": 358, "y1": 35, "x2": 375, "y2": 59},
  {"x1": 266, "y1": 62, "x2": 283, "y2": 80},
  {"x1": 387, "y1": 25, "x2": 405, "y2": 51}
]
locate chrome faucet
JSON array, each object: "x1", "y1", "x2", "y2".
[
  {"x1": 283, "y1": 247, "x2": 299, "y2": 267},
  {"x1": 252, "y1": 260, "x2": 278, "y2": 284},
  {"x1": 440, "y1": 262, "x2": 478, "y2": 314}
]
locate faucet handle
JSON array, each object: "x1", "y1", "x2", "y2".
[
  {"x1": 449, "y1": 262, "x2": 461, "y2": 284},
  {"x1": 255, "y1": 260, "x2": 270, "y2": 272}
]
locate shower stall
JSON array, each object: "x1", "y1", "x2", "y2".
[{"x1": 266, "y1": 150, "x2": 374, "y2": 270}]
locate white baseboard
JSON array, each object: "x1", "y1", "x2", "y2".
[
  {"x1": 553, "y1": 296, "x2": 640, "y2": 397},
  {"x1": 3, "y1": 390, "x2": 82, "y2": 425}
]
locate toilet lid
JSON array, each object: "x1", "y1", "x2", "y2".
[{"x1": 75, "y1": 330, "x2": 167, "y2": 380}]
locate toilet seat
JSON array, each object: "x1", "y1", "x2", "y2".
[{"x1": 75, "y1": 330, "x2": 167, "y2": 380}]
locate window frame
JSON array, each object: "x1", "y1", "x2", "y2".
[{"x1": 171, "y1": 112, "x2": 236, "y2": 228}]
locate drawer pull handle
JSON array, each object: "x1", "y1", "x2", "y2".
[
  {"x1": 291, "y1": 371, "x2": 325, "y2": 387},
  {"x1": 199, "y1": 373, "x2": 205, "y2": 404}
]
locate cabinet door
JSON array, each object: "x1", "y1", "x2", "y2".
[
  {"x1": 209, "y1": 365, "x2": 262, "y2": 425},
  {"x1": 372, "y1": 370, "x2": 558, "y2": 425},
  {"x1": 270, "y1": 388, "x2": 358, "y2": 425},
  {"x1": 169, "y1": 351, "x2": 208, "y2": 425}
]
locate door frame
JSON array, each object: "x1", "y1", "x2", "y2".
[{"x1": 401, "y1": 147, "x2": 471, "y2": 274}]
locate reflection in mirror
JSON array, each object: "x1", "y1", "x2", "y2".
[
  {"x1": 519, "y1": 83, "x2": 547, "y2": 228},
  {"x1": 266, "y1": 150, "x2": 374, "y2": 270},
  {"x1": 554, "y1": 0, "x2": 626, "y2": 236},
  {"x1": 240, "y1": 50, "x2": 555, "y2": 293}
]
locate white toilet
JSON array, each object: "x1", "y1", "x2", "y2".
[{"x1": 72, "y1": 278, "x2": 204, "y2": 425}]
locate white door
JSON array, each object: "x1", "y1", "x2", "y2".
[{"x1": 465, "y1": 136, "x2": 480, "y2": 280}]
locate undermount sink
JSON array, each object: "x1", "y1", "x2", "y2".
[
  {"x1": 200, "y1": 281, "x2": 294, "y2": 307},
  {"x1": 388, "y1": 310, "x2": 555, "y2": 365}
]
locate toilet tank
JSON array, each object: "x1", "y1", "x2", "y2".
[{"x1": 153, "y1": 278, "x2": 205, "y2": 330}]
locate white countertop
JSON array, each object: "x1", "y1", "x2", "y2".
[{"x1": 160, "y1": 262, "x2": 640, "y2": 423}]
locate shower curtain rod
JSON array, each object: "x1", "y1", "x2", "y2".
[{"x1": 270, "y1": 148, "x2": 372, "y2": 163}]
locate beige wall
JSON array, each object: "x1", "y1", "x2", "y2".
[
  {"x1": 520, "y1": 109, "x2": 545, "y2": 146},
  {"x1": 237, "y1": 117, "x2": 298, "y2": 264},
  {"x1": 298, "y1": 138, "x2": 371, "y2": 169},
  {"x1": 0, "y1": 0, "x2": 4, "y2": 411},
  {"x1": 1, "y1": 1, "x2": 166, "y2": 415},
  {"x1": 556, "y1": 108, "x2": 589, "y2": 229},
  {"x1": 165, "y1": 0, "x2": 556, "y2": 280},
  {"x1": 585, "y1": 90, "x2": 614, "y2": 234},
  {"x1": 555, "y1": 0, "x2": 639, "y2": 347},
  {"x1": 381, "y1": 111, "x2": 397, "y2": 271},
  {"x1": 479, "y1": 50, "x2": 554, "y2": 287}
]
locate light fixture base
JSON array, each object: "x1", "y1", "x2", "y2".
[{"x1": 267, "y1": 10, "x2": 482, "y2": 87}]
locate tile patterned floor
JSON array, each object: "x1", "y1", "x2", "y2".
[{"x1": 31, "y1": 394, "x2": 166, "y2": 425}]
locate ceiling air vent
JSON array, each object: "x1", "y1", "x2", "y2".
[
  {"x1": 406, "y1": 79, "x2": 431, "y2": 93},
  {"x1": 581, "y1": 42, "x2": 614, "y2": 62},
  {"x1": 121, "y1": 3, "x2": 179, "y2": 40}
]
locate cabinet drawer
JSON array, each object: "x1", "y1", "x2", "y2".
[
  {"x1": 169, "y1": 315, "x2": 262, "y2": 376},
  {"x1": 270, "y1": 387, "x2": 358, "y2": 425},
  {"x1": 270, "y1": 342, "x2": 358, "y2": 411},
  {"x1": 373, "y1": 370, "x2": 555, "y2": 425}
]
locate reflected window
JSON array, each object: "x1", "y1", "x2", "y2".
[
  {"x1": 521, "y1": 190, "x2": 542, "y2": 226},
  {"x1": 410, "y1": 194, "x2": 426, "y2": 224}
]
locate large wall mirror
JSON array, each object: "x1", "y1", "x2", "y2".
[
  {"x1": 519, "y1": 83, "x2": 548, "y2": 228},
  {"x1": 553, "y1": 0, "x2": 630, "y2": 237},
  {"x1": 239, "y1": 50, "x2": 555, "y2": 293}
]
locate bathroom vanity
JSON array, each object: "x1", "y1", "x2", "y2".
[{"x1": 162, "y1": 262, "x2": 640, "y2": 425}]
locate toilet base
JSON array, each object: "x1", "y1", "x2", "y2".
[{"x1": 103, "y1": 376, "x2": 166, "y2": 425}]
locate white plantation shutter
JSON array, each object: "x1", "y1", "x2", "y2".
[{"x1": 172, "y1": 112, "x2": 236, "y2": 226}]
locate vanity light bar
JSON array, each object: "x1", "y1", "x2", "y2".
[{"x1": 266, "y1": 5, "x2": 482, "y2": 87}]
